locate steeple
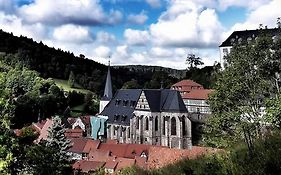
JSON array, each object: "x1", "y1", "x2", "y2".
[{"x1": 103, "y1": 60, "x2": 112, "y2": 100}]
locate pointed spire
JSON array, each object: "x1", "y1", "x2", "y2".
[{"x1": 103, "y1": 59, "x2": 112, "y2": 100}]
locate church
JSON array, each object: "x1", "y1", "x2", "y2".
[{"x1": 99, "y1": 65, "x2": 192, "y2": 149}]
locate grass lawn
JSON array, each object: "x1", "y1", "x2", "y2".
[{"x1": 53, "y1": 78, "x2": 93, "y2": 94}]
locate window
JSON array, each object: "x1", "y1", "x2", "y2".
[
  {"x1": 145, "y1": 117, "x2": 149, "y2": 130},
  {"x1": 114, "y1": 115, "x2": 119, "y2": 121},
  {"x1": 163, "y1": 118, "x2": 165, "y2": 135},
  {"x1": 155, "y1": 116, "x2": 158, "y2": 131},
  {"x1": 128, "y1": 128, "x2": 130, "y2": 138},
  {"x1": 136, "y1": 118, "x2": 139, "y2": 129},
  {"x1": 130, "y1": 101, "x2": 136, "y2": 107},
  {"x1": 182, "y1": 117, "x2": 187, "y2": 136},
  {"x1": 223, "y1": 48, "x2": 228, "y2": 56},
  {"x1": 171, "y1": 117, "x2": 176, "y2": 135},
  {"x1": 115, "y1": 99, "x2": 121, "y2": 106},
  {"x1": 123, "y1": 100, "x2": 128, "y2": 106},
  {"x1": 121, "y1": 115, "x2": 127, "y2": 122}
]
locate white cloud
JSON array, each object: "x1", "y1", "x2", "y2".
[
  {"x1": 150, "y1": 0, "x2": 223, "y2": 48},
  {"x1": 146, "y1": 0, "x2": 162, "y2": 8},
  {"x1": 0, "y1": 12, "x2": 47, "y2": 41},
  {"x1": 217, "y1": 0, "x2": 272, "y2": 11},
  {"x1": 127, "y1": 11, "x2": 148, "y2": 25},
  {"x1": 96, "y1": 31, "x2": 116, "y2": 44},
  {"x1": 18, "y1": 0, "x2": 123, "y2": 25},
  {"x1": 224, "y1": 0, "x2": 281, "y2": 39},
  {"x1": 94, "y1": 46, "x2": 111, "y2": 58},
  {"x1": 149, "y1": 47, "x2": 173, "y2": 58},
  {"x1": 53, "y1": 24, "x2": 93, "y2": 43},
  {"x1": 124, "y1": 29, "x2": 150, "y2": 46}
]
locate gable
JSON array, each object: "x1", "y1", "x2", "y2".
[{"x1": 135, "y1": 91, "x2": 151, "y2": 111}]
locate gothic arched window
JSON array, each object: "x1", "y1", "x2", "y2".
[
  {"x1": 182, "y1": 117, "x2": 187, "y2": 136},
  {"x1": 136, "y1": 118, "x2": 139, "y2": 129},
  {"x1": 171, "y1": 117, "x2": 177, "y2": 135},
  {"x1": 145, "y1": 117, "x2": 149, "y2": 130},
  {"x1": 155, "y1": 116, "x2": 158, "y2": 131},
  {"x1": 163, "y1": 118, "x2": 165, "y2": 135}
]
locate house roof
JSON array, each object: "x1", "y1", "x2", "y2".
[
  {"x1": 88, "y1": 149, "x2": 110, "y2": 162},
  {"x1": 147, "y1": 146, "x2": 219, "y2": 169},
  {"x1": 182, "y1": 89, "x2": 214, "y2": 100},
  {"x1": 219, "y1": 28, "x2": 280, "y2": 47},
  {"x1": 98, "y1": 143, "x2": 129, "y2": 157},
  {"x1": 73, "y1": 160, "x2": 105, "y2": 173},
  {"x1": 100, "y1": 89, "x2": 142, "y2": 125},
  {"x1": 104, "y1": 161, "x2": 118, "y2": 169},
  {"x1": 68, "y1": 138, "x2": 89, "y2": 153},
  {"x1": 101, "y1": 89, "x2": 187, "y2": 126},
  {"x1": 124, "y1": 144, "x2": 152, "y2": 159},
  {"x1": 115, "y1": 158, "x2": 136, "y2": 171},
  {"x1": 172, "y1": 80, "x2": 203, "y2": 88},
  {"x1": 35, "y1": 118, "x2": 53, "y2": 143},
  {"x1": 65, "y1": 128, "x2": 83, "y2": 138},
  {"x1": 83, "y1": 139, "x2": 101, "y2": 153}
]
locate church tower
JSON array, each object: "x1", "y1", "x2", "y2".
[{"x1": 99, "y1": 61, "x2": 113, "y2": 113}]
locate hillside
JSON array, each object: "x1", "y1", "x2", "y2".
[
  {"x1": 113, "y1": 65, "x2": 186, "y2": 79},
  {"x1": 0, "y1": 29, "x2": 218, "y2": 93}
]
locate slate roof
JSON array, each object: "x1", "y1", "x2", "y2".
[
  {"x1": 101, "y1": 89, "x2": 187, "y2": 126},
  {"x1": 100, "y1": 89, "x2": 142, "y2": 125},
  {"x1": 219, "y1": 28, "x2": 280, "y2": 47},
  {"x1": 102, "y1": 66, "x2": 113, "y2": 100}
]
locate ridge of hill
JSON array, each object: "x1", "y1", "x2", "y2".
[{"x1": 0, "y1": 29, "x2": 181, "y2": 94}]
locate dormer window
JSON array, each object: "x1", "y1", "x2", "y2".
[
  {"x1": 115, "y1": 99, "x2": 121, "y2": 106},
  {"x1": 121, "y1": 115, "x2": 127, "y2": 122},
  {"x1": 114, "y1": 115, "x2": 119, "y2": 121},
  {"x1": 130, "y1": 101, "x2": 136, "y2": 107},
  {"x1": 123, "y1": 100, "x2": 128, "y2": 106}
]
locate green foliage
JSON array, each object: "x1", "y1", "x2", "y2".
[
  {"x1": 68, "y1": 71, "x2": 75, "y2": 88},
  {"x1": 206, "y1": 32, "x2": 280, "y2": 148},
  {"x1": 45, "y1": 116, "x2": 72, "y2": 174},
  {"x1": 186, "y1": 53, "x2": 204, "y2": 69},
  {"x1": 122, "y1": 79, "x2": 141, "y2": 89}
]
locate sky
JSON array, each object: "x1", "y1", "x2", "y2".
[{"x1": 0, "y1": 0, "x2": 280, "y2": 69}]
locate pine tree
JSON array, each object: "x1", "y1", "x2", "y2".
[{"x1": 45, "y1": 116, "x2": 72, "y2": 174}]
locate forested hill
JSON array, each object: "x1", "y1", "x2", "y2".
[{"x1": 0, "y1": 29, "x2": 181, "y2": 94}]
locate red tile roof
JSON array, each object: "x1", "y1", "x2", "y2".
[
  {"x1": 98, "y1": 143, "x2": 128, "y2": 157},
  {"x1": 182, "y1": 89, "x2": 214, "y2": 100},
  {"x1": 88, "y1": 149, "x2": 110, "y2": 162},
  {"x1": 124, "y1": 144, "x2": 152, "y2": 159},
  {"x1": 147, "y1": 146, "x2": 219, "y2": 169},
  {"x1": 172, "y1": 80, "x2": 203, "y2": 88},
  {"x1": 83, "y1": 139, "x2": 101, "y2": 153},
  {"x1": 65, "y1": 128, "x2": 83, "y2": 138},
  {"x1": 81, "y1": 115, "x2": 91, "y2": 126},
  {"x1": 106, "y1": 139, "x2": 119, "y2": 144},
  {"x1": 68, "y1": 138, "x2": 89, "y2": 153},
  {"x1": 73, "y1": 160, "x2": 105, "y2": 173},
  {"x1": 115, "y1": 158, "x2": 136, "y2": 171},
  {"x1": 104, "y1": 160, "x2": 118, "y2": 170}
]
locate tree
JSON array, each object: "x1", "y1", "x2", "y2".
[
  {"x1": 68, "y1": 71, "x2": 75, "y2": 88},
  {"x1": 205, "y1": 32, "x2": 280, "y2": 151},
  {"x1": 186, "y1": 53, "x2": 204, "y2": 69},
  {"x1": 122, "y1": 79, "x2": 140, "y2": 89},
  {"x1": 43, "y1": 116, "x2": 72, "y2": 174}
]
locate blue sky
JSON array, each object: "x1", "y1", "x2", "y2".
[{"x1": 0, "y1": 0, "x2": 280, "y2": 69}]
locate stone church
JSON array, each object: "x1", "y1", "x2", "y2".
[{"x1": 99, "y1": 65, "x2": 192, "y2": 149}]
